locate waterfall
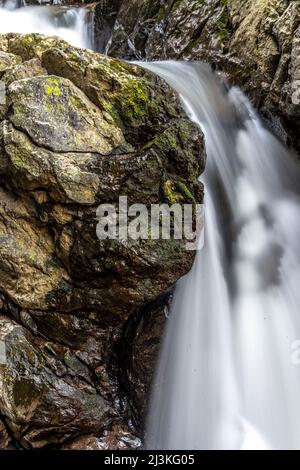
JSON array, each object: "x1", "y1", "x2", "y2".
[
  {"x1": 1, "y1": 1, "x2": 300, "y2": 450},
  {"x1": 142, "y1": 61, "x2": 300, "y2": 450},
  {"x1": 0, "y1": 2, "x2": 92, "y2": 49}
]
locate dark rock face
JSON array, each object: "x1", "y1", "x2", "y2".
[
  {"x1": 0, "y1": 33, "x2": 205, "y2": 448},
  {"x1": 0, "y1": 418, "x2": 10, "y2": 448},
  {"x1": 108, "y1": 0, "x2": 240, "y2": 61},
  {"x1": 0, "y1": 316, "x2": 111, "y2": 448},
  {"x1": 116, "y1": 291, "x2": 171, "y2": 431},
  {"x1": 108, "y1": 0, "x2": 300, "y2": 151},
  {"x1": 92, "y1": 0, "x2": 123, "y2": 53},
  {"x1": 62, "y1": 424, "x2": 142, "y2": 450},
  {"x1": 108, "y1": 0, "x2": 165, "y2": 60}
]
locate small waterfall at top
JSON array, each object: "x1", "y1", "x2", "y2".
[
  {"x1": 141, "y1": 62, "x2": 300, "y2": 450},
  {"x1": 0, "y1": 0, "x2": 92, "y2": 49}
]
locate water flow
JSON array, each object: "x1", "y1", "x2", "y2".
[
  {"x1": 142, "y1": 61, "x2": 300, "y2": 450},
  {"x1": 0, "y1": 1, "x2": 92, "y2": 48}
]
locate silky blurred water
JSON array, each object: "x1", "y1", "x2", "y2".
[
  {"x1": 0, "y1": 1, "x2": 91, "y2": 48},
  {"x1": 142, "y1": 62, "x2": 300, "y2": 450}
]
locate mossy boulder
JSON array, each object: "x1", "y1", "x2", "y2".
[
  {"x1": 8, "y1": 75, "x2": 124, "y2": 153},
  {"x1": 0, "y1": 33, "x2": 205, "y2": 448}
]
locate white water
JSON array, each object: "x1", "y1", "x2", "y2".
[
  {"x1": 0, "y1": 1, "x2": 91, "y2": 48},
  {"x1": 143, "y1": 62, "x2": 300, "y2": 450},
  {"x1": 1, "y1": 2, "x2": 300, "y2": 450}
]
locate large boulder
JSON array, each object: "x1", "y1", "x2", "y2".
[{"x1": 0, "y1": 33, "x2": 205, "y2": 448}]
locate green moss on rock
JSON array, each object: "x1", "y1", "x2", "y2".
[{"x1": 216, "y1": 4, "x2": 230, "y2": 44}]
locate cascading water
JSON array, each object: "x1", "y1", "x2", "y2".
[
  {"x1": 1, "y1": 0, "x2": 300, "y2": 450},
  {"x1": 142, "y1": 61, "x2": 300, "y2": 450},
  {"x1": 0, "y1": 1, "x2": 92, "y2": 48}
]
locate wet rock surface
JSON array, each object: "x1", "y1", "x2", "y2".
[
  {"x1": 116, "y1": 291, "x2": 171, "y2": 431},
  {"x1": 0, "y1": 417, "x2": 10, "y2": 448},
  {"x1": 62, "y1": 424, "x2": 142, "y2": 450},
  {"x1": 0, "y1": 33, "x2": 205, "y2": 449},
  {"x1": 108, "y1": 0, "x2": 300, "y2": 151}
]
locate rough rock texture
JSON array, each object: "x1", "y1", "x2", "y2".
[
  {"x1": 0, "y1": 315, "x2": 111, "y2": 448},
  {"x1": 62, "y1": 424, "x2": 141, "y2": 450},
  {"x1": 116, "y1": 291, "x2": 171, "y2": 431},
  {"x1": 0, "y1": 33, "x2": 205, "y2": 448},
  {"x1": 0, "y1": 417, "x2": 10, "y2": 448},
  {"x1": 91, "y1": 0, "x2": 123, "y2": 53},
  {"x1": 108, "y1": 0, "x2": 300, "y2": 150}
]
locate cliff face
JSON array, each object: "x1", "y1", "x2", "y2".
[
  {"x1": 108, "y1": 0, "x2": 300, "y2": 151},
  {"x1": 0, "y1": 33, "x2": 205, "y2": 449}
]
